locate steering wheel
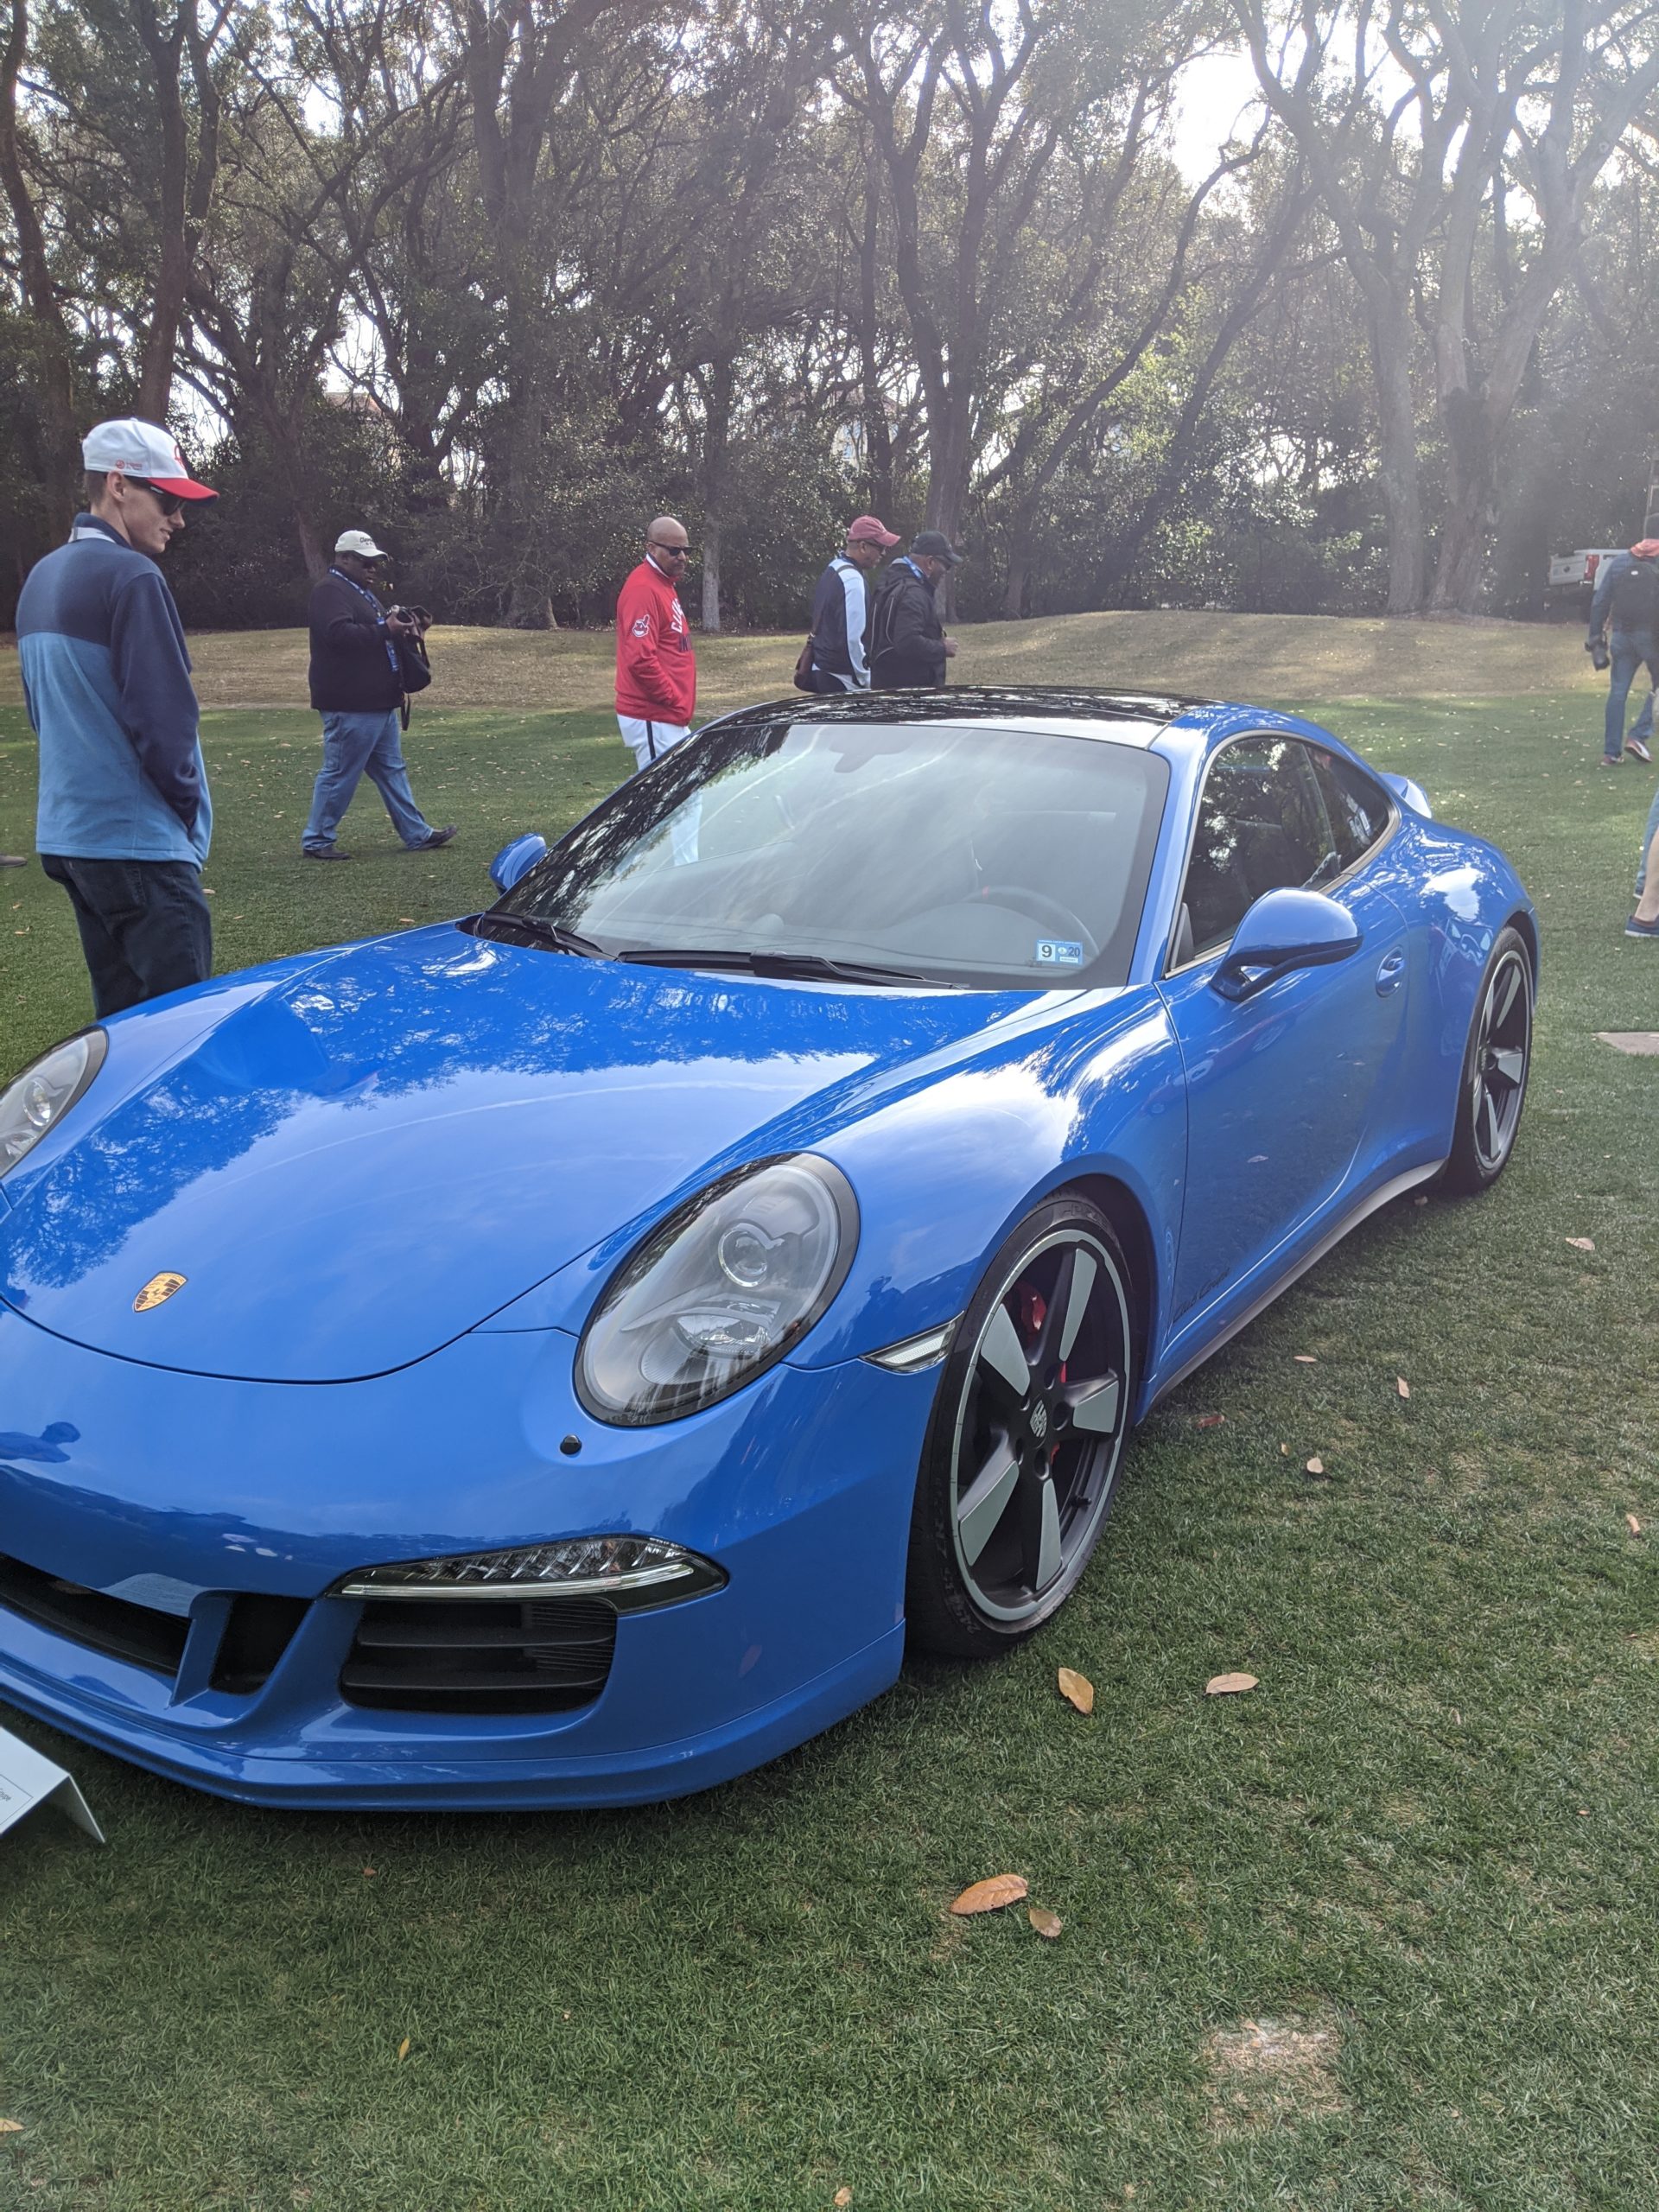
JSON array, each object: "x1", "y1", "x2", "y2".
[{"x1": 979, "y1": 886, "x2": 1100, "y2": 963}]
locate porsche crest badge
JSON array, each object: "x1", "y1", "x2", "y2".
[{"x1": 133, "y1": 1273, "x2": 187, "y2": 1313}]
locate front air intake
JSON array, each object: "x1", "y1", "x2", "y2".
[{"x1": 339, "y1": 1595, "x2": 618, "y2": 1713}]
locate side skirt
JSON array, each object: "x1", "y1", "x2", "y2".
[{"x1": 1143, "y1": 1159, "x2": 1447, "y2": 1414}]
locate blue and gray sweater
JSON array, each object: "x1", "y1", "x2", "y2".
[{"x1": 16, "y1": 514, "x2": 211, "y2": 864}]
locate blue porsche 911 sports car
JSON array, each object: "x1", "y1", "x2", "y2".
[{"x1": 0, "y1": 687, "x2": 1534, "y2": 1808}]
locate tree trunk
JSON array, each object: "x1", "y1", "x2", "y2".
[
  {"x1": 1001, "y1": 543, "x2": 1029, "y2": 620},
  {"x1": 1370, "y1": 304, "x2": 1425, "y2": 615},
  {"x1": 1, "y1": 0, "x2": 79, "y2": 542},
  {"x1": 702, "y1": 518, "x2": 721, "y2": 633},
  {"x1": 293, "y1": 507, "x2": 327, "y2": 583},
  {"x1": 1427, "y1": 387, "x2": 1496, "y2": 612}
]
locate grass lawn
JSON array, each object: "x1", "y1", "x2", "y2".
[{"x1": 0, "y1": 615, "x2": 1656, "y2": 2211}]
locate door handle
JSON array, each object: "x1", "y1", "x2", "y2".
[{"x1": 1375, "y1": 949, "x2": 1406, "y2": 996}]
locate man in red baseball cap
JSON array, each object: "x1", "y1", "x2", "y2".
[
  {"x1": 16, "y1": 417, "x2": 219, "y2": 1014},
  {"x1": 803, "y1": 515, "x2": 901, "y2": 691}
]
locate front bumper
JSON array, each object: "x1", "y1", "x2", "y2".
[{"x1": 0, "y1": 1305, "x2": 932, "y2": 1808}]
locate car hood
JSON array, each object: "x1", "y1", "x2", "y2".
[{"x1": 0, "y1": 926, "x2": 1046, "y2": 1382}]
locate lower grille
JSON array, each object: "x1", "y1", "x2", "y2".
[
  {"x1": 340, "y1": 1596, "x2": 617, "y2": 1713},
  {"x1": 0, "y1": 1551, "x2": 188, "y2": 1675},
  {"x1": 211, "y1": 1593, "x2": 309, "y2": 1694}
]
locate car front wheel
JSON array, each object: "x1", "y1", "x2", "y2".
[{"x1": 905, "y1": 1197, "x2": 1135, "y2": 1658}]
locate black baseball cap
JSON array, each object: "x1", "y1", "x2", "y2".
[{"x1": 911, "y1": 530, "x2": 963, "y2": 567}]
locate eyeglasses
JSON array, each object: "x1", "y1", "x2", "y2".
[
  {"x1": 127, "y1": 478, "x2": 185, "y2": 518},
  {"x1": 648, "y1": 541, "x2": 691, "y2": 559}
]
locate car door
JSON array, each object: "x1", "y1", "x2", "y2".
[{"x1": 1157, "y1": 734, "x2": 1408, "y2": 1328}]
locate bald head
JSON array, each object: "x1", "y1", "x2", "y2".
[{"x1": 645, "y1": 515, "x2": 690, "y2": 574}]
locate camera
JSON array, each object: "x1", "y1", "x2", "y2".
[
  {"x1": 1587, "y1": 636, "x2": 1611, "y2": 671},
  {"x1": 388, "y1": 603, "x2": 433, "y2": 635}
]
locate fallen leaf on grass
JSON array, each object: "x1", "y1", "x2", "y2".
[
  {"x1": 1194, "y1": 1412, "x2": 1225, "y2": 1428},
  {"x1": 1057, "y1": 1667, "x2": 1095, "y2": 1714},
  {"x1": 950, "y1": 1872, "x2": 1028, "y2": 1916},
  {"x1": 1566, "y1": 1236, "x2": 1595, "y2": 1252},
  {"x1": 1627, "y1": 1513, "x2": 1643, "y2": 1536},
  {"x1": 1396, "y1": 1376, "x2": 1410, "y2": 1399},
  {"x1": 1294, "y1": 1354, "x2": 1317, "y2": 1363},
  {"x1": 1206, "y1": 1672, "x2": 1258, "y2": 1696},
  {"x1": 397, "y1": 2037, "x2": 410, "y2": 2062},
  {"x1": 0, "y1": 2119, "x2": 22, "y2": 2133},
  {"x1": 1305, "y1": 1456, "x2": 1325, "y2": 1476},
  {"x1": 834, "y1": 2190, "x2": 853, "y2": 2208},
  {"x1": 1027, "y1": 1904, "x2": 1064, "y2": 1940},
  {"x1": 397, "y1": 916, "x2": 416, "y2": 925}
]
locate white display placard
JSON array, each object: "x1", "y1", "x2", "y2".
[{"x1": 0, "y1": 1725, "x2": 105, "y2": 1845}]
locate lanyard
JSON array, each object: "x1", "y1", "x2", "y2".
[{"x1": 330, "y1": 567, "x2": 401, "y2": 678}]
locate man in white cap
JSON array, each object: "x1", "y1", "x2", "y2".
[
  {"x1": 301, "y1": 529, "x2": 453, "y2": 860},
  {"x1": 15, "y1": 416, "x2": 218, "y2": 1014}
]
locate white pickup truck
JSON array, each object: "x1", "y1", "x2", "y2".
[{"x1": 1548, "y1": 547, "x2": 1624, "y2": 605}]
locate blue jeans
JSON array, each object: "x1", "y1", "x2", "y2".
[
  {"x1": 1603, "y1": 630, "x2": 1659, "y2": 760},
  {"x1": 1636, "y1": 779, "x2": 1659, "y2": 899},
  {"x1": 302, "y1": 711, "x2": 433, "y2": 851}
]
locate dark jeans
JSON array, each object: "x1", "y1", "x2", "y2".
[
  {"x1": 41, "y1": 854, "x2": 213, "y2": 1018},
  {"x1": 1605, "y1": 629, "x2": 1659, "y2": 760}
]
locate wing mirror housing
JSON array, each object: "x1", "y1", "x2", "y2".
[
  {"x1": 489, "y1": 832, "x2": 547, "y2": 894},
  {"x1": 1211, "y1": 887, "x2": 1362, "y2": 1002},
  {"x1": 1380, "y1": 770, "x2": 1432, "y2": 817}
]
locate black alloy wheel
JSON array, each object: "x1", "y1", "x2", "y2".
[
  {"x1": 1443, "y1": 924, "x2": 1534, "y2": 1195},
  {"x1": 906, "y1": 1198, "x2": 1135, "y2": 1657}
]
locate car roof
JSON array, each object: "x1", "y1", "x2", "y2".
[{"x1": 709, "y1": 685, "x2": 1211, "y2": 741}]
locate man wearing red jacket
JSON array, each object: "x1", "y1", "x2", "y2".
[{"x1": 614, "y1": 515, "x2": 696, "y2": 773}]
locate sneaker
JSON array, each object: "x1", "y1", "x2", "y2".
[
  {"x1": 408, "y1": 825, "x2": 457, "y2": 851},
  {"x1": 1626, "y1": 735, "x2": 1653, "y2": 763},
  {"x1": 1627, "y1": 914, "x2": 1659, "y2": 938},
  {"x1": 303, "y1": 846, "x2": 353, "y2": 861},
  {"x1": 1599, "y1": 755, "x2": 1624, "y2": 767}
]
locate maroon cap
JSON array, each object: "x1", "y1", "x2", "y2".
[{"x1": 847, "y1": 514, "x2": 900, "y2": 548}]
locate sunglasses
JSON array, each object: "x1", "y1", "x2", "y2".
[
  {"x1": 128, "y1": 478, "x2": 186, "y2": 518},
  {"x1": 648, "y1": 541, "x2": 691, "y2": 559}
]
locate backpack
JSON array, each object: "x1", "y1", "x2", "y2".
[{"x1": 1611, "y1": 556, "x2": 1659, "y2": 629}]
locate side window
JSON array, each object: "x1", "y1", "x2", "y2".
[
  {"x1": 1307, "y1": 747, "x2": 1393, "y2": 869},
  {"x1": 1173, "y1": 737, "x2": 1338, "y2": 963}
]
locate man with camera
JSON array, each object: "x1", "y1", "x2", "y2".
[{"x1": 301, "y1": 529, "x2": 454, "y2": 859}]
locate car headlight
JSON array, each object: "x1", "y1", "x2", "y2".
[
  {"x1": 576, "y1": 1154, "x2": 857, "y2": 1426},
  {"x1": 0, "y1": 1030, "x2": 106, "y2": 1179}
]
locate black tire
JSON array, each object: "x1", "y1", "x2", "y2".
[
  {"x1": 1440, "y1": 924, "x2": 1534, "y2": 1196},
  {"x1": 906, "y1": 1196, "x2": 1135, "y2": 1658}
]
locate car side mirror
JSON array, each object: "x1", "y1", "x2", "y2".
[
  {"x1": 489, "y1": 833, "x2": 546, "y2": 894},
  {"x1": 1380, "y1": 770, "x2": 1433, "y2": 818},
  {"x1": 1211, "y1": 887, "x2": 1362, "y2": 1002}
]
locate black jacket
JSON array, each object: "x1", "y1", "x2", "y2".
[
  {"x1": 808, "y1": 555, "x2": 873, "y2": 686},
  {"x1": 869, "y1": 558, "x2": 946, "y2": 689},
  {"x1": 308, "y1": 572, "x2": 433, "y2": 714}
]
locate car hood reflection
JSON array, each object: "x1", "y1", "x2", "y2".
[{"x1": 0, "y1": 925, "x2": 1044, "y2": 1382}]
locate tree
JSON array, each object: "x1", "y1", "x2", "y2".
[{"x1": 1236, "y1": 0, "x2": 1659, "y2": 613}]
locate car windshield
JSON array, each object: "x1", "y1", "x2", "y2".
[{"x1": 488, "y1": 715, "x2": 1170, "y2": 990}]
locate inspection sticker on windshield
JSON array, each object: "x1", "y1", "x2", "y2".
[{"x1": 1033, "y1": 938, "x2": 1084, "y2": 967}]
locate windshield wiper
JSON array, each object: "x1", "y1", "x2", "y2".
[
  {"x1": 616, "y1": 946, "x2": 950, "y2": 988},
  {"x1": 472, "y1": 912, "x2": 607, "y2": 957}
]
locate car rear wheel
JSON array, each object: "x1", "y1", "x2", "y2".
[
  {"x1": 905, "y1": 1198, "x2": 1135, "y2": 1657},
  {"x1": 1441, "y1": 925, "x2": 1533, "y2": 1195}
]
